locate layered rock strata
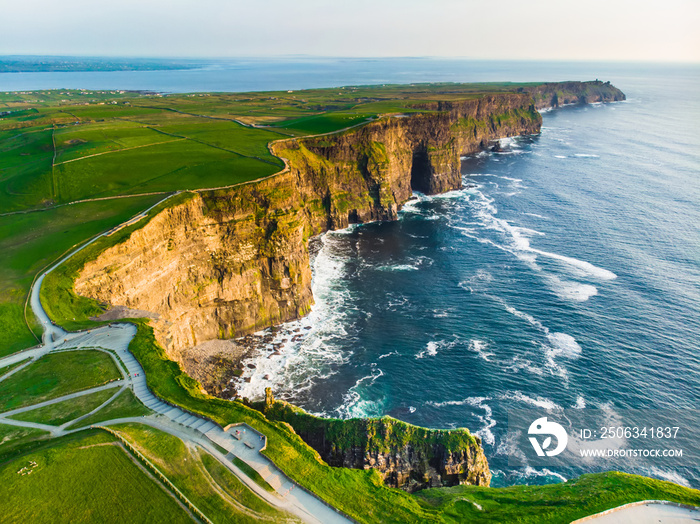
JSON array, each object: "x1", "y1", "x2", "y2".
[
  {"x1": 523, "y1": 80, "x2": 626, "y2": 110},
  {"x1": 76, "y1": 93, "x2": 541, "y2": 361}
]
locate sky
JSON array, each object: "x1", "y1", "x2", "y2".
[{"x1": 2, "y1": 0, "x2": 699, "y2": 63}]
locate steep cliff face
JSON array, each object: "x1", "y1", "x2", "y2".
[
  {"x1": 523, "y1": 80, "x2": 626, "y2": 110},
  {"x1": 75, "y1": 93, "x2": 541, "y2": 362},
  {"x1": 261, "y1": 389, "x2": 491, "y2": 491}
]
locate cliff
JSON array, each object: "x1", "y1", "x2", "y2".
[
  {"x1": 70, "y1": 82, "x2": 621, "y2": 491},
  {"x1": 260, "y1": 389, "x2": 491, "y2": 491},
  {"x1": 523, "y1": 80, "x2": 626, "y2": 110},
  {"x1": 75, "y1": 92, "x2": 541, "y2": 361}
]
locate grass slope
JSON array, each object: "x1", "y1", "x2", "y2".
[
  {"x1": 0, "y1": 431, "x2": 193, "y2": 524},
  {"x1": 0, "y1": 358, "x2": 30, "y2": 376},
  {"x1": 0, "y1": 424, "x2": 50, "y2": 460},
  {"x1": 8, "y1": 388, "x2": 117, "y2": 426},
  {"x1": 0, "y1": 350, "x2": 121, "y2": 412},
  {"x1": 112, "y1": 422, "x2": 298, "y2": 523},
  {"x1": 231, "y1": 456, "x2": 276, "y2": 493},
  {"x1": 417, "y1": 471, "x2": 700, "y2": 523},
  {"x1": 69, "y1": 388, "x2": 152, "y2": 428}
]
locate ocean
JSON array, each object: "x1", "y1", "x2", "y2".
[{"x1": 5, "y1": 59, "x2": 698, "y2": 487}]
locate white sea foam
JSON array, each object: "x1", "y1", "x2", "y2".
[
  {"x1": 531, "y1": 248, "x2": 617, "y2": 280},
  {"x1": 501, "y1": 391, "x2": 563, "y2": 411},
  {"x1": 649, "y1": 467, "x2": 691, "y2": 487},
  {"x1": 235, "y1": 232, "x2": 355, "y2": 400},
  {"x1": 416, "y1": 339, "x2": 457, "y2": 359},
  {"x1": 336, "y1": 368, "x2": 385, "y2": 418},
  {"x1": 543, "y1": 275, "x2": 599, "y2": 302},
  {"x1": 454, "y1": 182, "x2": 616, "y2": 303},
  {"x1": 554, "y1": 155, "x2": 567, "y2": 159},
  {"x1": 521, "y1": 467, "x2": 568, "y2": 483},
  {"x1": 458, "y1": 269, "x2": 493, "y2": 294},
  {"x1": 572, "y1": 395, "x2": 587, "y2": 409},
  {"x1": 468, "y1": 339, "x2": 495, "y2": 361},
  {"x1": 377, "y1": 255, "x2": 433, "y2": 272},
  {"x1": 490, "y1": 296, "x2": 581, "y2": 379},
  {"x1": 478, "y1": 174, "x2": 524, "y2": 183},
  {"x1": 502, "y1": 357, "x2": 545, "y2": 376},
  {"x1": 416, "y1": 341, "x2": 439, "y2": 359},
  {"x1": 498, "y1": 298, "x2": 548, "y2": 333},
  {"x1": 498, "y1": 136, "x2": 519, "y2": 148},
  {"x1": 573, "y1": 153, "x2": 599, "y2": 158},
  {"x1": 427, "y1": 396, "x2": 496, "y2": 445},
  {"x1": 378, "y1": 263, "x2": 419, "y2": 272},
  {"x1": 546, "y1": 333, "x2": 582, "y2": 358}
]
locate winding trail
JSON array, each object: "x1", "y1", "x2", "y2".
[{"x1": 0, "y1": 211, "x2": 352, "y2": 523}]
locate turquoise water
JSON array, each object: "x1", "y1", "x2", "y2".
[{"x1": 5, "y1": 59, "x2": 698, "y2": 486}]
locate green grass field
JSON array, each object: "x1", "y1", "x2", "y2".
[
  {"x1": 0, "y1": 358, "x2": 30, "y2": 376},
  {"x1": 112, "y1": 422, "x2": 298, "y2": 523},
  {"x1": 0, "y1": 431, "x2": 193, "y2": 524},
  {"x1": 8, "y1": 388, "x2": 118, "y2": 426},
  {"x1": 69, "y1": 388, "x2": 152, "y2": 428},
  {"x1": 0, "y1": 424, "x2": 50, "y2": 459},
  {"x1": 0, "y1": 350, "x2": 121, "y2": 412}
]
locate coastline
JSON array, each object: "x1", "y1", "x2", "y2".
[{"x1": 38, "y1": 81, "x2": 627, "y2": 492}]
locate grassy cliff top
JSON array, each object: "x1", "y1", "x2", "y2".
[
  {"x1": 0, "y1": 80, "x2": 620, "y2": 353},
  {"x1": 0, "y1": 81, "x2": 620, "y2": 213}
]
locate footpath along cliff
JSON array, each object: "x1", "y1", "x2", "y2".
[{"x1": 72, "y1": 81, "x2": 624, "y2": 490}]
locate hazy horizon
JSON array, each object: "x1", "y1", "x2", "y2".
[
  {"x1": 2, "y1": 0, "x2": 698, "y2": 64},
  {"x1": 2, "y1": 55, "x2": 699, "y2": 65}
]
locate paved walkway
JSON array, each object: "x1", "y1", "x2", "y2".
[
  {"x1": 573, "y1": 500, "x2": 700, "y2": 523},
  {"x1": 0, "y1": 223, "x2": 352, "y2": 524}
]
